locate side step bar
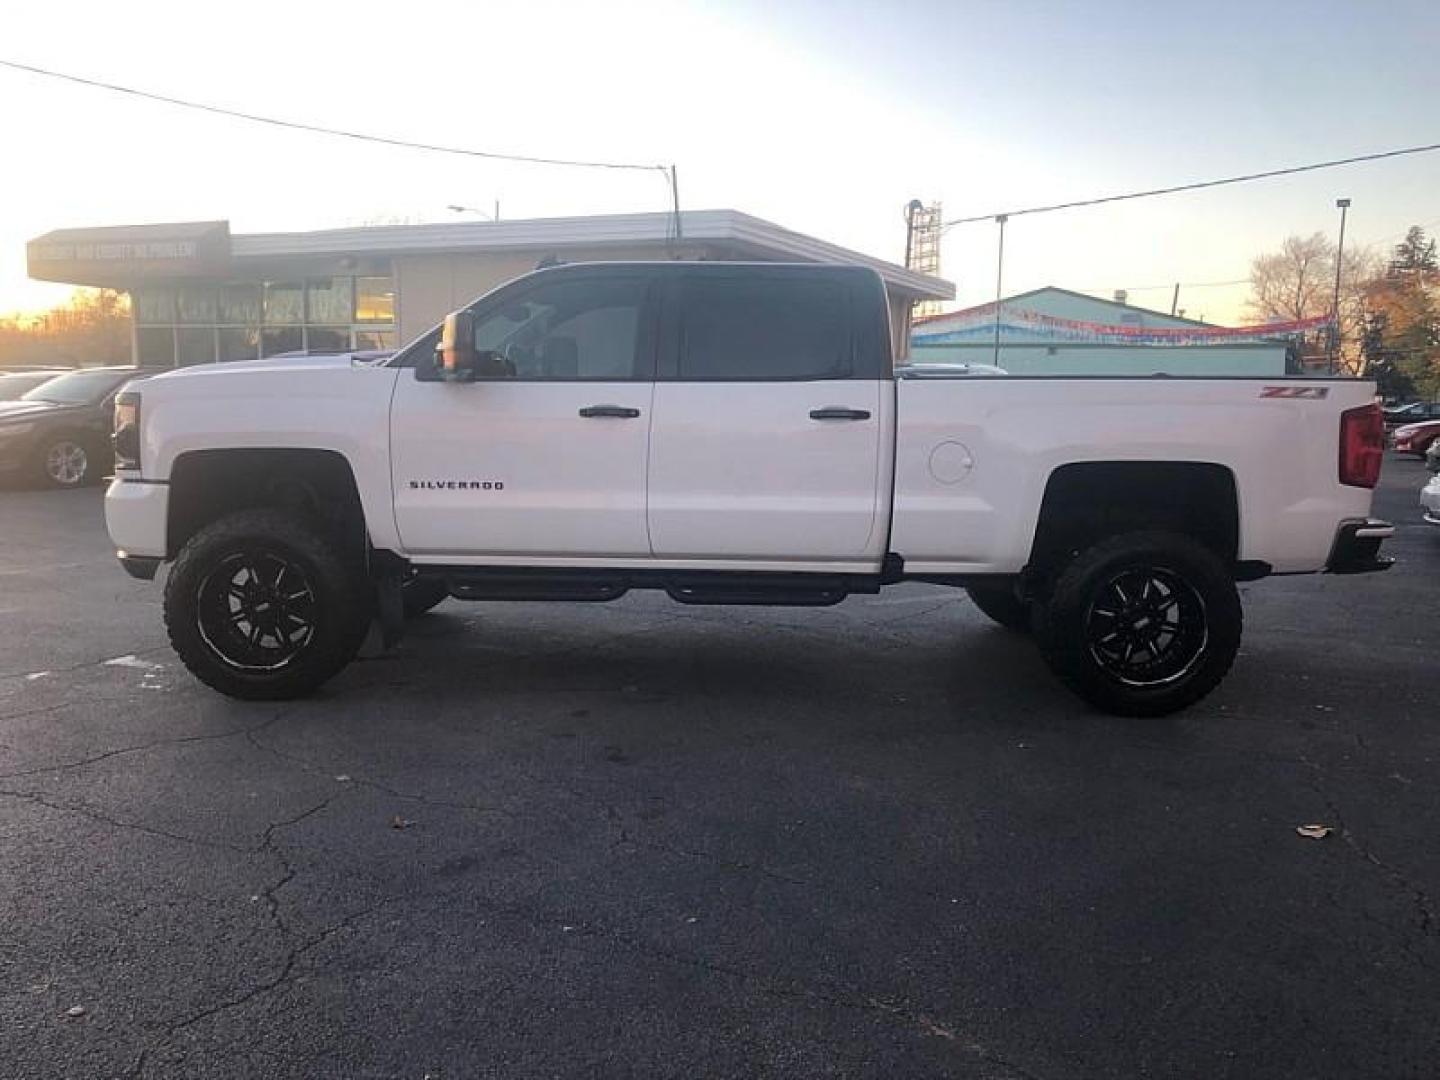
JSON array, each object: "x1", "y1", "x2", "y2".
[{"x1": 433, "y1": 566, "x2": 890, "y2": 607}]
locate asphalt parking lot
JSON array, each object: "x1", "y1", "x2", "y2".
[{"x1": 1, "y1": 456, "x2": 1436, "y2": 1079}]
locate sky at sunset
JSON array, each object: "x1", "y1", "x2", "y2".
[{"x1": 2, "y1": 0, "x2": 1437, "y2": 327}]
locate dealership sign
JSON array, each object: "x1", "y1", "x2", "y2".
[{"x1": 27, "y1": 220, "x2": 232, "y2": 283}]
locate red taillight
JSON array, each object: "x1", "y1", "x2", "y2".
[{"x1": 1339, "y1": 403, "x2": 1383, "y2": 488}]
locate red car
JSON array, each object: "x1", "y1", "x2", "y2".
[{"x1": 1393, "y1": 419, "x2": 1440, "y2": 456}]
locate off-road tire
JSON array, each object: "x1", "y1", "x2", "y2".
[
  {"x1": 965, "y1": 581, "x2": 1031, "y2": 632},
  {"x1": 402, "y1": 575, "x2": 450, "y2": 618},
  {"x1": 164, "y1": 508, "x2": 371, "y2": 700},
  {"x1": 1032, "y1": 530, "x2": 1242, "y2": 717}
]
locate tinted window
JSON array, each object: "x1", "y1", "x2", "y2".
[
  {"x1": 677, "y1": 276, "x2": 849, "y2": 380},
  {"x1": 467, "y1": 277, "x2": 647, "y2": 380},
  {"x1": 21, "y1": 370, "x2": 132, "y2": 405}
]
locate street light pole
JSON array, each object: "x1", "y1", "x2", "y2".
[
  {"x1": 992, "y1": 214, "x2": 1008, "y2": 368},
  {"x1": 447, "y1": 203, "x2": 496, "y2": 221},
  {"x1": 1331, "y1": 197, "x2": 1351, "y2": 374}
]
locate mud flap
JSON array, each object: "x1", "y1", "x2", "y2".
[{"x1": 358, "y1": 573, "x2": 406, "y2": 657}]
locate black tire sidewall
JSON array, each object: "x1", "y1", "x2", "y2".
[
  {"x1": 164, "y1": 509, "x2": 370, "y2": 700},
  {"x1": 1035, "y1": 531, "x2": 1242, "y2": 717}
]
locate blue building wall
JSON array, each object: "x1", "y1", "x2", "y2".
[
  {"x1": 910, "y1": 342, "x2": 1287, "y2": 376},
  {"x1": 911, "y1": 287, "x2": 1289, "y2": 376}
]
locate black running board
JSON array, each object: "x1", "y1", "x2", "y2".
[{"x1": 429, "y1": 565, "x2": 888, "y2": 606}]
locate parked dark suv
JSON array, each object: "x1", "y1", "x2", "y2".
[{"x1": 0, "y1": 367, "x2": 162, "y2": 488}]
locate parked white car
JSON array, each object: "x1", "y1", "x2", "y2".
[
  {"x1": 105, "y1": 262, "x2": 1392, "y2": 715},
  {"x1": 1422, "y1": 473, "x2": 1440, "y2": 528}
]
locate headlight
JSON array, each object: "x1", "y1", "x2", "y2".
[{"x1": 113, "y1": 391, "x2": 141, "y2": 470}]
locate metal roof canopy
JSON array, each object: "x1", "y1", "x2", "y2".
[{"x1": 232, "y1": 210, "x2": 954, "y2": 301}]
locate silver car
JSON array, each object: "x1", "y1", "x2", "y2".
[{"x1": 1422, "y1": 472, "x2": 1440, "y2": 528}]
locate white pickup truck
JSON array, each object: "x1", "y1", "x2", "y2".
[{"x1": 105, "y1": 262, "x2": 1393, "y2": 715}]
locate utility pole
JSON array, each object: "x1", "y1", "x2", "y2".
[
  {"x1": 904, "y1": 200, "x2": 922, "y2": 268},
  {"x1": 992, "y1": 214, "x2": 1008, "y2": 368},
  {"x1": 668, "y1": 165, "x2": 682, "y2": 241},
  {"x1": 1331, "y1": 197, "x2": 1351, "y2": 374},
  {"x1": 1170, "y1": 282, "x2": 1180, "y2": 317}
]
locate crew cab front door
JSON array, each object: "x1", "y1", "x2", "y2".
[
  {"x1": 646, "y1": 269, "x2": 889, "y2": 563},
  {"x1": 390, "y1": 270, "x2": 657, "y2": 558}
]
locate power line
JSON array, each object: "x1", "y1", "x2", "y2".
[
  {"x1": 1078, "y1": 277, "x2": 1251, "y2": 293},
  {"x1": 0, "y1": 57, "x2": 668, "y2": 173},
  {"x1": 943, "y1": 141, "x2": 1440, "y2": 229}
]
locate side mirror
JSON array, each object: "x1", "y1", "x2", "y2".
[{"x1": 439, "y1": 310, "x2": 478, "y2": 381}]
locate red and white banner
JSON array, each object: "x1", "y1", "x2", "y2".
[{"x1": 914, "y1": 305, "x2": 1332, "y2": 346}]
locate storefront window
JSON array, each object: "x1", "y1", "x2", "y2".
[
  {"x1": 356, "y1": 277, "x2": 395, "y2": 323},
  {"x1": 306, "y1": 327, "x2": 351, "y2": 353},
  {"x1": 176, "y1": 328, "x2": 216, "y2": 366},
  {"x1": 135, "y1": 288, "x2": 175, "y2": 325},
  {"x1": 131, "y1": 274, "x2": 393, "y2": 365},
  {"x1": 176, "y1": 286, "x2": 217, "y2": 324},
  {"x1": 354, "y1": 329, "x2": 396, "y2": 351},
  {"x1": 137, "y1": 327, "x2": 175, "y2": 366},
  {"x1": 219, "y1": 283, "x2": 261, "y2": 325},
  {"x1": 261, "y1": 327, "x2": 304, "y2": 357},
  {"x1": 219, "y1": 327, "x2": 259, "y2": 363},
  {"x1": 306, "y1": 278, "x2": 353, "y2": 324},
  {"x1": 263, "y1": 282, "x2": 305, "y2": 325}
]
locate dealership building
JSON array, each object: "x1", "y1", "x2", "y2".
[{"x1": 26, "y1": 210, "x2": 952, "y2": 366}]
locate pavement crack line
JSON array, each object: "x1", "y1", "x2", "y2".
[
  {"x1": 122, "y1": 898, "x2": 402, "y2": 1080},
  {"x1": 250, "y1": 789, "x2": 351, "y2": 940},
  {"x1": 244, "y1": 726, "x2": 516, "y2": 819},
  {"x1": 0, "y1": 644, "x2": 171, "y2": 684},
  {"x1": 0, "y1": 787, "x2": 247, "y2": 854},
  {"x1": 0, "y1": 710, "x2": 286, "y2": 781},
  {"x1": 1301, "y1": 755, "x2": 1438, "y2": 948}
]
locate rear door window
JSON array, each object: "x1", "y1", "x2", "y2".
[{"x1": 675, "y1": 276, "x2": 850, "y2": 380}]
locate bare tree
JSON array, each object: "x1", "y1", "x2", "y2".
[{"x1": 1247, "y1": 234, "x2": 1380, "y2": 373}]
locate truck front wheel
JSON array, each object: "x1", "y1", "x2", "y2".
[
  {"x1": 163, "y1": 509, "x2": 370, "y2": 700},
  {"x1": 1033, "y1": 531, "x2": 1241, "y2": 717}
]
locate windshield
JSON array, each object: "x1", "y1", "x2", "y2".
[
  {"x1": 20, "y1": 369, "x2": 130, "y2": 405},
  {"x1": 0, "y1": 373, "x2": 65, "y2": 399}
]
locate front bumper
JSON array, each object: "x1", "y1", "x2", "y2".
[
  {"x1": 1421, "y1": 476, "x2": 1440, "y2": 527},
  {"x1": 105, "y1": 477, "x2": 169, "y2": 566},
  {"x1": 1325, "y1": 518, "x2": 1395, "y2": 574}
]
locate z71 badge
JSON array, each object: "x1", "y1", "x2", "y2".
[
  {"x1": 1259, "y1": 386, "x2": 1329, "y2": 399},
  {"x1": 408, "y1": 480, "x2": 505, "y2": 490}
]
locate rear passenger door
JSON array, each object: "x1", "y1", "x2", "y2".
[{"x1": 646, "y1": 269, "x2": 889, "y2": 564}]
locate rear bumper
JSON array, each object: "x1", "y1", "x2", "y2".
[{"x1": 1325, "y1": 518, "x2": 1395, "y2": 574}]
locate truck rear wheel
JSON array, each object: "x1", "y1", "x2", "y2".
[
  {"x1": 163, "y1": 509, "x2": 370, "y2": 700},
  {"x1": 1033, "y1": 531, "x2": 1241, "y2": 717},
  {"x1": 965, "y1": 581, "x2": 1030, "y2": 632}
]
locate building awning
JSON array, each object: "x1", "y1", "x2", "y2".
[
  {"x1": 27, "y1": 211, "x2": 954, "y2": 301},
  {"x1": 27, "y1": 221, "x2": 231, "y2": 285}
]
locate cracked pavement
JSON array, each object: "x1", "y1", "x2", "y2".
[{"x1": 1, "y1": 457, "x2": 1437, "y2": 1078}]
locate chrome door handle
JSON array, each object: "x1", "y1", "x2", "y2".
[
  {"x1": 578, "y1": 405, "x2": 641, "y2": 418},
  {"x1": 809, "y1": 407, "x2": 871, "y2": 420}
]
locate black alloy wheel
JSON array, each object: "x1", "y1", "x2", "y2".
[
  {"x1": 1033, "y1": 531, "x2": 1242, "y2": 717},
  {"x1": 164, "y1": 508, "x2": 370, "y2": 700},
  {"x1": 196, "y1": 552, "x2": 318, "y2": 672},
  {"x1": 1084, "y1": 566, "x2": 1208, "y2": 688}
]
